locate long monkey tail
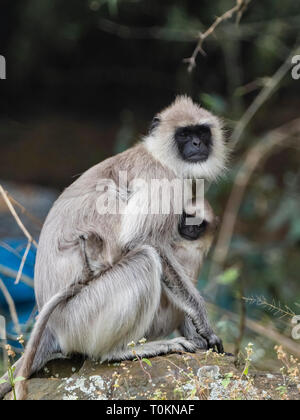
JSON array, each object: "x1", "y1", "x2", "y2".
[{"x1": 14, "y1": 280, "x2": 92, "y2": 400}]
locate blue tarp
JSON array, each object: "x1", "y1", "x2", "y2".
[{"x1": 0, "y1": 239, "x2": 36, "y2": 338}]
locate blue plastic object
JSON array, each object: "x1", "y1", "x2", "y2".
[
  {"x1": 0, "y1": 239, "x2": 36, "y2": 306},
  {"x1": 0, "y1": 239, "x2": 36, "y2": 342}
]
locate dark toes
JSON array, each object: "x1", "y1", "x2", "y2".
[{"x1": 207, "y1": 334, "x2": 224, "y2": 354}]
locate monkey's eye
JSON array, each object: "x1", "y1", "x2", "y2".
[
  {"x1": 149, "y1": 116, "x2": 160, "y2": 134},
  {"x1": 176, "y1": 128, "x2": 189, "y2": 141}
]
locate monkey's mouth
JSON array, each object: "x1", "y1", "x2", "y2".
[
  {"x1": 185, "y1": 151, "x2": 210, "y2": 163},
  {"x1": 180, "y1": 137, "x2": 212, "y2": 163}
]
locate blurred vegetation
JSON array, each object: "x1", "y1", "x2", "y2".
[{"x1": 0, "y1": 0, "x2": 300, "y2": 371}]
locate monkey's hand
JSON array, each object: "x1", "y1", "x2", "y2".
[{"x1": 78, "y1": 234, "x2": 104, "y2": 278}]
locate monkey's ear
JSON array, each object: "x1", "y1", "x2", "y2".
[{"x1": 149, "y1": 116, "x2": 160, "y2": 134}]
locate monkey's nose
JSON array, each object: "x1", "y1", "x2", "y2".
[{"x1": 192, "y1": 138, "x2": 201, "y2": 147}]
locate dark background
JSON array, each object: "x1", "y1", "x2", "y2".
[
  {"x1": 1, "y1": 0, "x2": 299, "y2": 188},
  {"x1": 0, "y1": 0, "x2": 299, "y2": 368}
]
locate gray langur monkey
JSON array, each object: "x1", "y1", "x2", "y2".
[{"x1": 0, "y1": 95, "x2": 228, "y2": 399}]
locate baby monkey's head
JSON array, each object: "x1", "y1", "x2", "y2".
[
  {"x1": 179, "y1": 199, "x2": 219, "y2": 248},
  {"x1": 175, "y1": 199, "x2": 219, "y2": 282},
  {"x1": 145, "y1": 95, "x2": 228, "y2": 181}
]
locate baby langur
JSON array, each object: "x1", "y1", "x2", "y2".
[{"x1": 0, "y1": 95, "x2": 228, "y2": 399}]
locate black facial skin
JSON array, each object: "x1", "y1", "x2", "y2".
[
  {"x1": 179, "y1": 211, "x2": 209, "y2": 241},
  {"x1": 175, "y1": 124, "x2": 212, "y2": 163}
]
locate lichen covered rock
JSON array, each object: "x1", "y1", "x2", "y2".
[{"x1": 4, "y1": 351, "x2": 300, "y2": 400}]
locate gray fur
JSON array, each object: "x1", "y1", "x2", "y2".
[{"x1": 0, "y1": 96, "x2": 226, "y2": 399}]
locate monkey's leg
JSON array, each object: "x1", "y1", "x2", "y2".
[
  {"x1": 48, "y1": 245, "x2": 164, "y2": 361},
  {"x1": 104, "y1": 337, "x2": 197, "y2": 362},
  {"x1": 0, "y1": 327, "x2": 60, "y2": 400},
  {"x1": 161, "y1": 251, "x2": 224, "y2": 353},
  {"x1": 13, "y1": 244, "x2": 162, "y2": 400}
]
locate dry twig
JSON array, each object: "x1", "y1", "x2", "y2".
[
  {"x1": 0, "y1": 264, "x2": 34, "y2": 288},
  {"x1": 232, "y1": 46, "x2": 300, "y2": 146},
  {"x1": 14, "y1": 241, "x2": 32, "y2": 285},
  {"x1": 0, "y1": 277, "x2": 21, "y2": 336},
  {"x1": 209, "y1": 118, "x2": 300, "y2": 283},
  {"x1": 244, "y1": 297, "x2": 296, "y2": 319},
  {"x1": 0, "y1": 185, "x2": 38, "y2": 248},
  {"x1": 184, "y1": 0, "x2": 251, "y2": 72},
  {"x1": 0, "y1": 184, "x2": 38, "y2": 285},
  {"x1": 208, "y1": 303, "x2": 300, "y2": 359},
  {"x1": 5, "y1": 192, "x2": 42, "y2": 229}
]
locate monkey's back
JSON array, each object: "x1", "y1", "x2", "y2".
[{"x1": 34, "y1": 143, "x2": 180, "y2": 309}]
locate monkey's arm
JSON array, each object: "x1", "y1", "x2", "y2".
[{"x1": 160, "y1": 251, "x2": 223, "y2": 353}]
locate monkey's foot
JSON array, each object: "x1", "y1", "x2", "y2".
[
  {"x1": 104, "y1": 337, "x2": 198, "y2": 362},
  {"x1": 205, "y1": 333, "x2": 224, "y2": 354},
  {"x1": 166, "y1": 337, "x2": 198, "y2": 354}
]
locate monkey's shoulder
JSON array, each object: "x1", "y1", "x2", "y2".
[{"x1": 61, "y1": 143, "x2": 174, "y2": 198}]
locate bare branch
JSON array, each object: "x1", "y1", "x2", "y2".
[
  {"x1": 184, "y1": 0, "x2": 251, "y2": 72},
  {"x1": 0, "y1": 184, "x2": 38, "y2": 288},
  {"x1": 5, "y1": 192, "x2": 43, "y2": 229},
  {"x1": 208, "y1": 303, "x2": 300, "y2": 359},
  {"x1": 208, "y1": 118, "x2": 300, "y2": 284},
  {"x1": 15, "y1": 241, "x2": 32, "y2": 285},
  {"x1": 0, "y1": 277, "x2": 21, "y2": 336},
  {"x1": 244, "y1": 297, "x2": 296, "y2": 319},
  {"x1": 0, "y1": 264, "x2": 34, "y2": 288},
  {"x1": 0, "y1": 185, "x2": 38, "y2": 248},
  {"x1": 232, "y1": 46, "x2": 300, "y2": 146}
]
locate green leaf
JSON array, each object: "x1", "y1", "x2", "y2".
[
  {"x1": 14, "y1": 376, "x2": 25, "y2": 383},
  {"x1": 243, "y1": 366, "x2": 249, "y2": 376},
  {"x1": 222, "y1": 372, "x2": 233, "y2": 388},
  {"x1": 217, "y1": 267, "x2": 240, "y2": 285},
  {"x1": 0, "y1": 379, "x2": 8, "y2": 384},
  {"x1": 142, "y1": 358, "x2": 152, "y2": 367}
]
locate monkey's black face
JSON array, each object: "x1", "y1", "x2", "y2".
[{"x1": 175, "y1": 124, "x2": 212, "y2": 163}]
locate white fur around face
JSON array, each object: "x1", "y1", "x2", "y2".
[{"x1": 144, "y1": 96, "x2": 228, "y2": 182}]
